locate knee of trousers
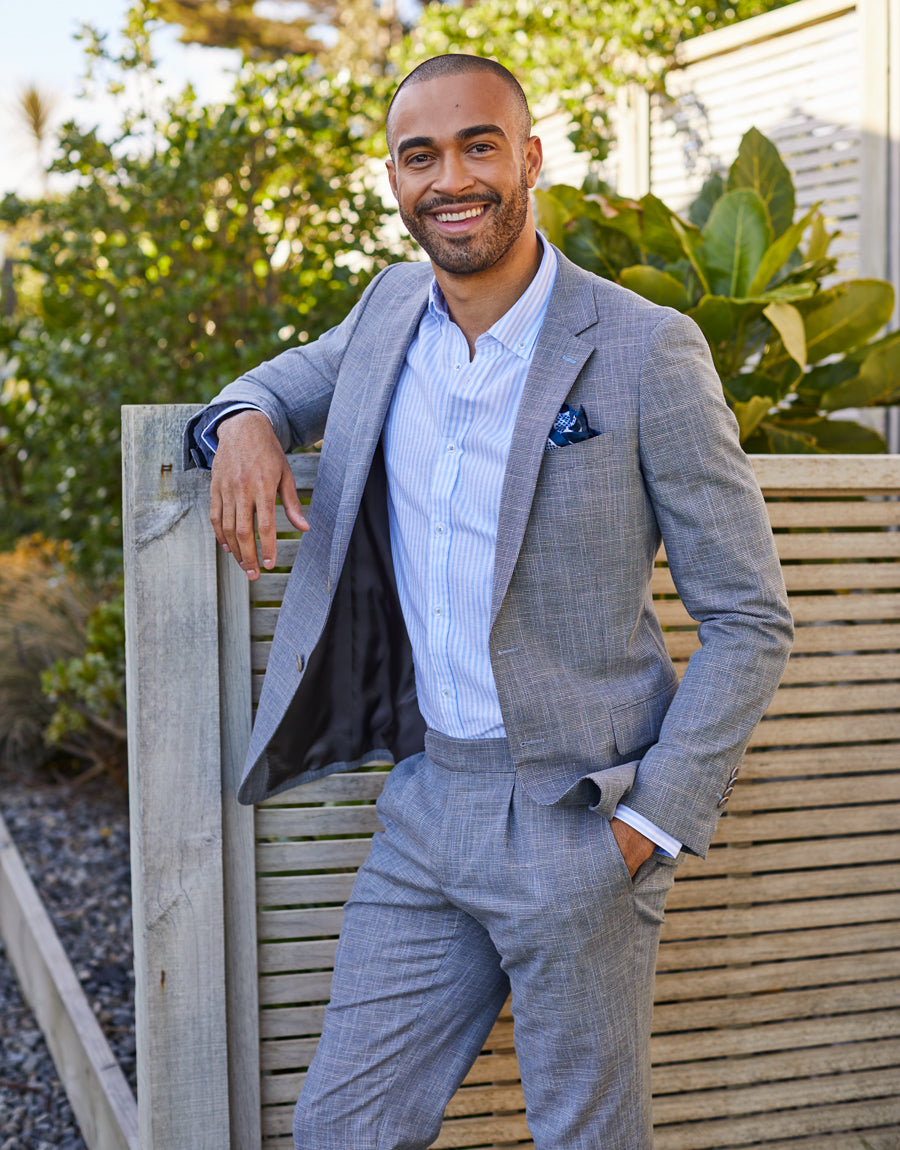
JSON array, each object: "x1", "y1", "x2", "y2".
[{"x1": 293, "y1": 1090, "x2": 443, "y2": 1150}]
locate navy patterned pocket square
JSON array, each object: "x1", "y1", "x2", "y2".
[{"x1": 545, "y1": 404, "x2": 600, "y2": 452}]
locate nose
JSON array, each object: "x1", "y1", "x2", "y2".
[{"x1": 431, "y1": 151, "x2": 475, "y2": 197}]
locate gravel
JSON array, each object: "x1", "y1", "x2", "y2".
[{"x1": 0, "y1": 768, "x2": 135, "y2": 1149}]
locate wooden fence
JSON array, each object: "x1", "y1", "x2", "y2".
[{"x1": 123, "y1": 404, "x2": 900, "y2": 1149}]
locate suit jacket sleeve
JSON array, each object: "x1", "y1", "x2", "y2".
[
  {"x1": 624, "y1": 311, "x2": 793, "y2": 856},
  {"x1": 182, "y1": 267, "x2": 392, "y2": 470}
]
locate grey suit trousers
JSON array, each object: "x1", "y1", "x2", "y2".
[{"x1": 293, "y1": 731, "x2": 678, "y2": 1150}]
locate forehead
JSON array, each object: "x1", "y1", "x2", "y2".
[{"x1": 389, "y1": 72, "x2": 521, "y2": 148}]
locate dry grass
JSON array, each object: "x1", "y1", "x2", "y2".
[{"x1": 0, "y1": 536, "x2": 98, "y2": 770}]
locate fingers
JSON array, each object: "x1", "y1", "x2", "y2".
[
  {"x1": 208, "y1": 411, "x2": 308, "y2": 581},
  {"x1": 279, "y1": 465, "x2": 309, "y2": 534}
]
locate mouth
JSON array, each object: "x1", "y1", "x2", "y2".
[{"x1": 432, "y1": 206, "x2": 487, "y2": 223}]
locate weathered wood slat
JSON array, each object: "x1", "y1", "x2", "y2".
[
  {"x1": 257, "y1": 873, "x2": 356, "y2": 906},
  {"x1": 652, "y1": 978, "x2": 900, "y2": 1034},
  {"x1": 741, "y1": 743, "x2": 900, "y2": 778},
  {"x1": 259, "y1": 971, "x2": 333, "y2": 1007},
  {"x1": 665, "y1": 861, "x2": 900, "y2": 910},
  {"x1": 260, "y1": 1036, "x2": 321, "y2": 1071},
  {"x1": 666, "y1": 622, "x2": 900, "y2": 657},
  {"x1": 660, "y1": 891, "x2": 900, "y2": 940},
  {"x1": 677, "y1": 832, "x2": 900, "y2": 877},
  {"x1": 652, "y1": 1036, "x2": 900, "y2": 1096},
  {"x1": 259, "y1": 1005, "x2": 327, "y2": 1040},
  {"x1": 654, "y1": 591, "x2": 900, "y2": 626},
  {"x1": 654, "y1": 561, "x2": 900, "y2": 595},
  {"x1": 256, "y1": 907, "x2": 345, "y2": 940},
  {"x1": 256, "y1": 837, "x2": 372, "y2": 872},
  {"x1": 654, "y1": 949, "x2": 900, "y2": 1004},
  {"x1": 258, "y1": 939, "x2": 339, "y2": 974},
  {"x1": 651, "y1": 1008, "x2": 900, "y2": 1066},
  {"x1": 258, "y1": 772, "x2": 387, "y2": 804},
  {"x1": 751, "y1": 455, "x2": 900, "y2": 492},
  {"x1": 653, "y1": 1095, "x2": 900, "y2": 1150},
  {"x1": 772, "y1": 532, "x2": 900, "y2": 557},
  {"x1": 719, "y1": 772, "x2": 900, "y2": 810},
  {"x1": 765, "y1": 681, "x2": 900, "y2": 712},
  {"x1": 656, "y1": 921, "x2": 900, "y2": 972},
  {"x1": 256, "y1": 806, "x2": 382, "y2": 838},
  {"x1": 747, "y1": 712, "x2": 900, "y2": 745},
  {"x1": 654, "y1": 1067, "x2": 900, "y2": 1125},
  {"x1": 768, "y1": 501, "x2": 900, "y2": 527},
  {"x1": 777, "y1": 652, "x2": 900, "y2": 682}
]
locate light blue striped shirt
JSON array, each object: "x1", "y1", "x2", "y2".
[{"x1": 382, "y1": 234, "x2": 557, "y2": 737}]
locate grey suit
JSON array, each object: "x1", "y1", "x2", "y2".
[
  {"x1": 185, "y1": 246, "x2": 792, "y2": 1147},
  {"x1": 186, "y1": 247, "x2": 791, "y2": 855}
]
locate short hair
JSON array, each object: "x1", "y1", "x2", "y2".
[{"x1": 386, "y1": 54, "x2": 532, "y2": 155}]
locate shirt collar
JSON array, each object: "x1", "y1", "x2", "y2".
[{"x1": 426, "y1": 232, "x2": 558, "y2": 361}]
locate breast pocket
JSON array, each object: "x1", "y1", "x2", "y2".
[{"x1": 539, "y1": 429, "x2": 617, "y2": 479}]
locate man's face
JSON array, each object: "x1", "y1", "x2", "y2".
[{"x1": 386, "y1": 72, "x2": 542, "y2": 276}]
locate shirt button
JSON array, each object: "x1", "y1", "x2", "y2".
[
  {"x1": 442, "y1": 688, "x2": 450, "y2": 697},
  {"x1": 447, "y1": 443, "x2": 456, "y2": 452},
  {"x1": 433, "y1": 605, "x2": 442, "y2": 615},
  {"x1": 435, "y1": 524, "x2": 444, "y2": 534}
]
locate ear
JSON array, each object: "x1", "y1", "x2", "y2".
[
  {"x1": 524, "y1": 135, "x2": 543, "y2": 189},
  {"x1": 385, "y1": 156, "x2": 399, "y2": 202}
]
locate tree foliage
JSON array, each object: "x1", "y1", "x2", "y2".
[
  {"x1": 535, "y1": 129, "x2": 899, "y2": 452},
  {"x1": 397, "y1": 0, "x2": 798, "y2": 159},
  {"x1": 0, "y1": 50, "x2": 404, "y2": 570}
]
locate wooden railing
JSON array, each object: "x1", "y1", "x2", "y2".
[{"x1": 124, "y1": 405, "x2": 900, "y2": 1150}]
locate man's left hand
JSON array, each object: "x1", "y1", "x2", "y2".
[{"x1": 610, "y1": 818, "x2": 656, "y2": 877}]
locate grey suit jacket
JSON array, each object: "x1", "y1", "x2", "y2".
[{"x1": 184, "y1": 248, "x2": 792, "y2": 857}]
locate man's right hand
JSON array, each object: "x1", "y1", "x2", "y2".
[{"x1": 210, "y1": 410, "x2": 309, "y2": 580}]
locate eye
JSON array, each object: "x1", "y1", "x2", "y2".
[
  {"x1": 405, "y1": 152, "x2": 432, "y2": 167},
  {"x1": 469, "y1": 142, "x2": 495, "y2": 155}
]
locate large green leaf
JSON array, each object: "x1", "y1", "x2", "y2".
[
  {"x1": 799, "y1": 279, "x2": 896, "y2": 362},
  {"x1": 723, "y1": 371, "x2": 788, "y2": 405},
  {"x1": 746, "y1": 206, "x2": 818, "y2": 295},
  {"x1": 688, "y1": 172, "x2": 725, "y2": 229},
  {"x1": 701, "y1": 189, "x2": 772, "y2": 298},
  {"x1": 819, "y1": 338, "x2": 900, "y2": 409},
  {"x1": 640, "y1": 194, "x2": 697, "y2": 263},
  {"x1": 671, "y1": 217, "x2": 710, "y2": 294},
  {"x1": 731, "y1": 395, "x2": 772, "y2": 442},
  {"x1": 763, "y1": 301, "x2": 806, "y2": 369},
  {"x1": 619, "y1": 266, "x2": 691, "y2": 311},
  {"x1": 727, "y1": 127, "x2": 795, "y2": 239},
  {"x1": 687, "y1": 295, "x2": 763, "y2": 346},
  {"x1": 534, "y1": 189, "x2": 569, "y2": 247}
]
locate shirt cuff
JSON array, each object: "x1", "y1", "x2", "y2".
[
  {"x1": 199, "y1": 403, "x2": 271, "y2": 458},
  {"x1": 613, "y1": 804, "x2": 682, "y2": 858}
]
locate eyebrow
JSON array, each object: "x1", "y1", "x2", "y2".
[{"x1": 396, "y1": 123, "x2": 507, "y2": 158}]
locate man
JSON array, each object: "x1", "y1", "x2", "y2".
[{"x1": 184, "y1": 54, "x2": 792, "y2": 1150}]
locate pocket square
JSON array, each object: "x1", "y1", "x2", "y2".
[{"x1": 545, "y1": 404, "x2": 600, "y2": 452}]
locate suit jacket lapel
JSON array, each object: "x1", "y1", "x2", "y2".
[
  {"x1": 327, "y1": 265, "x2": 431, "y2": 587},
  {"x1": 491, "y1": 254, "x2": 599, "y2": 625}
]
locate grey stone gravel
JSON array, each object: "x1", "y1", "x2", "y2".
[{"x1": 0, "y1": 769, "x2": 135, "y2": 1148}]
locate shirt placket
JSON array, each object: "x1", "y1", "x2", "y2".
[{"x1": 426, "y1": 321, "x2": 474, "y2": 730}]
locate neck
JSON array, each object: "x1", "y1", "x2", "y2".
[{"x1": 433, "y1": 229, "x2": 543, "y2": 359}]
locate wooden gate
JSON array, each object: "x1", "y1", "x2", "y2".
[{"x1": 124, "y1": 405, "x2": 900, "y2": 1149}]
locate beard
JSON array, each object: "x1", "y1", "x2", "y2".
[{"x1": 398, "y1": 167, "x2": 530, "y2": 275}]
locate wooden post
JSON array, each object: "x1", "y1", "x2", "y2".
[{"x1": 122, "y1": 404, "x2": 232, "y2": 1148}]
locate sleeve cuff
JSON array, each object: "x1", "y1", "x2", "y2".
[
  {"x1": 613, "y1": 804, "x2": 682, "y2": 858},
  {"x1": 199, "y1": 402, "x2": 271, "y2": 459}
]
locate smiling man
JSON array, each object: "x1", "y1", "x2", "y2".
[{"x1": 184, "y1": 54, "x2": 792, "y2": 1150}]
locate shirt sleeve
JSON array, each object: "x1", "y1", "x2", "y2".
[
  {"x1": 613, "y1": 804, "x2": 682, "y2": 858},
  {"x1": 186, "y1": 402, "x2": 271, "y2": 469}
]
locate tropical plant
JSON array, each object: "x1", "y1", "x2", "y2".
[{"x1": 535, "y1": 128, "x2": 899, "y2": 451}]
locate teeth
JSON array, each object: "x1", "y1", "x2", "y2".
[{"x1": 434, "y1": 207, "x2": 483, "y2": 222}]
